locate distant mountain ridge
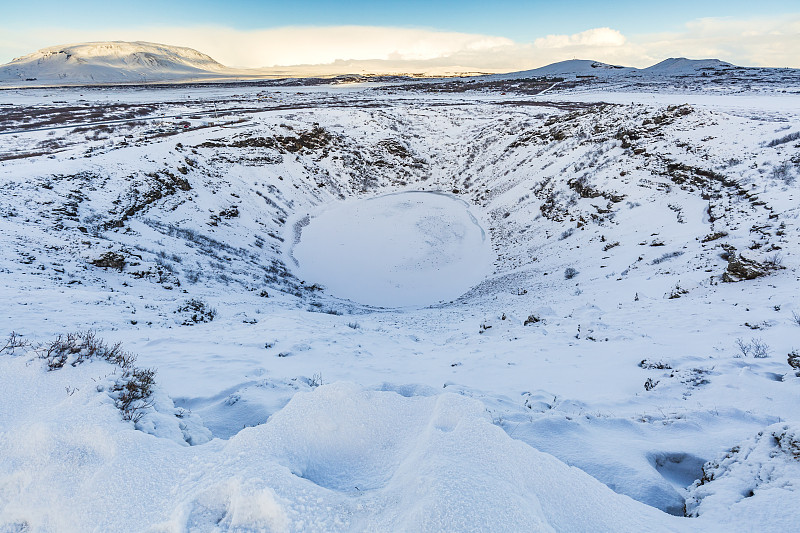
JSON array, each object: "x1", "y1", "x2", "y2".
[
  {"x1": 0, "y1": 40, "x2": 793, "y2": 85},
  {"x1": 493, "y1": 57, "x2": 743, "y2": 81}
]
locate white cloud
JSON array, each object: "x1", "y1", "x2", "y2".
[
  {"x1": 0, "y1": 25, "x2": 513, "y2": 69},
  {"x1": 534, "y1": 28, "x2": 627, "y2": 49},
  {"x1": 636, "y1": 15, "x2": 800, "y2": 68}
]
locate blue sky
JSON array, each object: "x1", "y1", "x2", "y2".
[
  {"x1": 4, "y1": 0, "x2": 796, "y2": 38},
  {"x1": 1, "y1": 1, "x2": 798, "y2": 70}
]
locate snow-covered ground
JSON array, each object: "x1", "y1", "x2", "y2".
[{"x1": 1, "y1": 75, "x2": 799, "y2": 531}]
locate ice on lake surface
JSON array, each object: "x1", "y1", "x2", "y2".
[{"x1": 291, "y1": 191, "x2": 493, "y2": 307}]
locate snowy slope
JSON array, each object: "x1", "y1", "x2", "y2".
[
  {"x1": 0, "y1": 41, "x2": 235, "y2": 84},
  {"x1": 1, "y1": 78, "x2": 799, "y2": 531}
]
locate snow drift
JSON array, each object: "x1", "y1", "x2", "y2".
[{"x1": 0, "y1": 350, "x2": 686, "y2": 532}]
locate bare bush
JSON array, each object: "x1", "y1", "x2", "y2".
[
  {"x1": 0, "y1": 331, "x2": 28, "y2": 356},
  {"x1": 652, "y1": 251, "x2": 684, "y2": 265},
  {"x1": 559, "y1": 228, "x2": 575, "y2": 240},
  {"x1": 40, "y1": 331, "x2": 134, "y2": 370},
  {"x1": 308, "y1": 372, "x2": 324, "y2": 388},
  {"x1": 735, "y1": 337, "x2": 750, "y2": 358},
  {"x1": 34, "y1": 331, "x2": 155, "y2": 422},
  {"x1": 736, "y1": 337, "x2": 770, "y2": 358},
  {"x1": 111, "y1": 368, "x2": 156, "y2": 423},
  {"x1": 766, "y1": 131, "x2": 800, "y2": 147},
  {"x1": 751, "y1": 338, "x2": 770, "y2": 358},
  {"x1": 667, "y1": 283, "x2": 689, "y2": 299},
  {"x1": 771, "y1": 162, "x2": 795, "y2": 184},
  {"x1": 564, "y1": 267, "x2": 579, "y2": 280},
  {"x1": 764, "y1": 253, "x2": 783, "y2": 268}
]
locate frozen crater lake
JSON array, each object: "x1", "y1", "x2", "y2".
[{"x1": 291, "y1": 191, "x2": 493, "y2": 307}]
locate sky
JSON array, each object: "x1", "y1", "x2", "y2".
[{"x1": 1, "y1": 0, "x2": 798, "y2": 73}]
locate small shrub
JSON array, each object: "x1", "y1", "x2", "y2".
[
  {"x1": 766, "y1": 131, "x2": 800, "y2": 147},
  {"x1": 788, "y1": 349, "x2": 800, "y2": 375},
  {"x1": 735, "y1": 337, "x2": 750, "y2": 358},
  {"x1": 564, "y1": 267, "x2": 579, "y2": 280},
  {"x1": 347, "y1": 322, "x2": 360, "y2": 329},
  {"x1": 667, "y1": 283, "x2": 689, "y2": 299},
  {"x1": 219, "y1": 206, "x2": 239, "y2": 219},
  {"x1": 792, "y1": 311, "x2": 800, "y2": 327},
  {"x1": 176, "y1": 299, "x2": 216, "y2": 325},
  {"x1": 771, "y1": 162, "x2": 794, "y2": 184},
  {"x1": 111, "y1": 367, "x2": 156, "y2": 422},
  {"x1": 736, "y1": 337, "x2": 770, "y2": 358},
  {"x1": 751, "y1": 338, "x2": 770, "y2": 359},
  {"x1": 184, "y1": 269, "x2": 202, "y2": 284},
  {"x1": 644, "y1": 378, "x2": 659, "y2": 391},
  {"x1": 34, "y1": 332, "x2": 155, "y2": 423},
  {"x1": 559, "y1": 227, "x2": 575, "y2": 240},
  {"x1": 524, "y1": 314, "x2": 543, "y2": 326},
  {"x1": 0, "y1": 331, "x2": 28, "y2": 356},
  {"x1": 90, "y1": 251, "x2": 126, "y2": 270},
  {"x1": 308, "y1": 372, "x2": 323, "y2": 388},
  {"x1": 40, "y1": 331, "x2": 134, "y2": 370},
  {"x1": 652, "y1": 251, "x2": 684, "y2": 265},
  {"x1": 764, "y1": 253, "x2": 783, "y2": 268},
  {"x1": 639, "y1": 359, "x2": 672, "y2": 370}
]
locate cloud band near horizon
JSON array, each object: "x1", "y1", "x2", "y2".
[{"x1": 1, "y1": 14, "x2": 798, "y2": 73}]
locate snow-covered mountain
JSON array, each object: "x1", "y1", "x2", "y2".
[
  {"x1": 494, "y1": 57, "x2": 745, "y2": 81},
  {"x1": 643, "y1": 57, "x2": 736, "y2": 75},
  {"x1": 497, "y1": 59, "x2": 639, "y2": 80},
  {"x1": 0, "y1": 41, "x2": 236, "y2": 83}
]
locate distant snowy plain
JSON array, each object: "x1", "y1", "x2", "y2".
[{"x1": 1, "y1": 73, "x2": 799, "y2": 532}]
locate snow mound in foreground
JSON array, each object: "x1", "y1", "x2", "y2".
[{"x1": 0, "y1": 353, "x2": 685, "y2": 532}]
